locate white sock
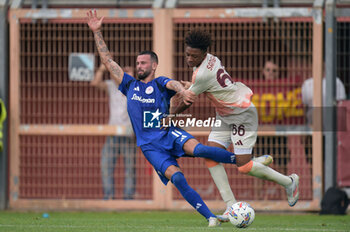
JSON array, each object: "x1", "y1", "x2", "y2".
[
  {"x1": 248, "y1": 161, "x2": 292, "y2": 187},
  {"x1": 208, "y1": 163, "x2": 237, "y2": 207}
]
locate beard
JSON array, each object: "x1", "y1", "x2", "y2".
[{"x1": 137, "y1": 69, "x2": 151, "y2": 80}]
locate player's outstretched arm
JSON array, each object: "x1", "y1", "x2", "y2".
[
  {"x1": 166, "y1": 80, "x2": 186, "y2": 94},
  {"x1": 166, "y1": 80, "x2": 196, "y2": 105},
  {"x1": 86, "y1": 9, "x2": 124, "y2": 85},
  {"x1": 166, "y1": 80, "x2": 197, "y2": 114},
  {"x1": 180, "y1": 80, "x2": 192, "y2": 89}
]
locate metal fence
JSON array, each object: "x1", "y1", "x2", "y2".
[{"x1": 8, "y1": 7, "x2": 325, "y2": 211}]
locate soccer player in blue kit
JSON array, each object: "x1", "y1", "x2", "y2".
[{"x1": 87, "y1": 9, "x2": 238, "y2": 227}]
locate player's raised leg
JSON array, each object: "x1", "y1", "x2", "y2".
[
  {"x1": 183, "y1": 139, "x2": 236, "y2": 164},
  {"x1": 252, "y1": 154, "x2": 273, "y2": 166},
  {"x1": 237, "y1": 154, "x2": 299, "y2": 207}
]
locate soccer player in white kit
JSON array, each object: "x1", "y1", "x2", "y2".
[{"x1": 173, "y1": 29, "x2": 300, "y2": 221}]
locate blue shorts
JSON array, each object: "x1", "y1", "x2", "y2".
[{"x1": 140, "y1": 127, "x2": 194, "y2": 185}]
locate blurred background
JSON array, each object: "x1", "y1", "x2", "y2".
[{"x1": 0, "y1": 0, "x2": 349, "y2": 212}]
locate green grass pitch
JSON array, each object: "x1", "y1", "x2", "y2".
[{"x1": 0, "y1": 211, "x2": 349, "y2": 232}]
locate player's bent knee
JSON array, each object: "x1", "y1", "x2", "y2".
[
  {"x1": 164, "y1": 165, "x2": 181, "y2": 179},
  {"x1": 182, "y1": 138, "x2": 200, "y2": 156},
  {"x1": 205, "y1": 158, "x2": 219, "y2": 168},
  {"x1": 170, "y1": 171, "x2": 185, "y2": 184},
  {"x1": 237, "y1": 160, "x2": 253, "y2": 174}
]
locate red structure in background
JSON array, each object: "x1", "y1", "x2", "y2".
[
  {"x1": 247, "y1": 77, "x2": 305, "y2": 125},
  {"x1": 337, "y1": 100, "x2": 350, "y2": 187}
]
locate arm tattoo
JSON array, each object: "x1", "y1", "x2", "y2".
[
  {"x1": 110, "y1": 65, "x2": 122, "y2": 77},
  {"x1": 169, "y1": 81, "x2": 185, "y2": 93},
  {"x1": 94, "y1": 31, "x2": 112, "y2": 60},
  {"x1": 100, "y1": 46, "x2": 108, "y2": 53},
  {"x1": 93, "y1": 31, "x2": 123, "y2": 81}
]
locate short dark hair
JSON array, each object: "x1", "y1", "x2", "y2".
[
  {"x1": 138, "y1": 50, "x2": 159, "y2": 64},
  {"x1": 185, "y1": 29, "x2": 212, "y2": 52}
]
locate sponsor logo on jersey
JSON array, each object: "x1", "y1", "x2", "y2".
[
  {"x1": 131, "y1": 94, "x2": 155, "y2": 103},
  {"x1": 133, "y1": 86, "x2": 140, "y2": 91},
  {"x1": 234, "y1": 140, "x2": 243, "y2": 146}
]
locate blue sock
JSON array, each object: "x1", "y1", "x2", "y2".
[
  {"x1": 193, "y1": 143, "x2": 236, "y2": 164},
  {"x1": 171, "y1": 172, "x2": 215, "y2": 220}
]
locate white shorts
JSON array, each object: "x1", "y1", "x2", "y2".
[{"x1": 208, "y1": 105, "x2": 258, "y2": 155}]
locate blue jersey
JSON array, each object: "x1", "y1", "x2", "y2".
[{"x1": 118, "y1": 73, "x2": 177, "y2": 146}]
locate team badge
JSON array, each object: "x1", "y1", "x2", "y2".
[{"x1": 145, "y1": 86, "x2": 154, "y2": 94}]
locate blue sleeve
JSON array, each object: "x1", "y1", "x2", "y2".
[
  {"x1": 156, "y1": 76, "x2": 177, "y2": 98},
  {"x1": 118, "y1": 73, "x2": 135, "y2": 96}
]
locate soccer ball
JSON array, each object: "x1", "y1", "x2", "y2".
[{"x1": 228, "y1": 201, "x2": 255, "y2": 228}]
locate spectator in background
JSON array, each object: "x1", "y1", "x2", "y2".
[
  {"x1": 90, "y1": 64, "x2": 136, "y2": 200},
  {"x1": 301, "y1": 65, "x2": 346, "y2": 167},
  {"x1": 262, "y1": 60, "x2": 280, "y2": 81},
  {"x1": 254, "y1": 60, "x2": 290, "y2": 174},
  {"x1": 301, "y1": 69, "x2": 346, "y2": 125},
  {"x1": 250, "y1": 58, "x2": 304, "y2": 124}
]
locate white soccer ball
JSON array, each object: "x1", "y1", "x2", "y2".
[{"x1": 228, "y1": 201, "x2": 255, "y2": 228}]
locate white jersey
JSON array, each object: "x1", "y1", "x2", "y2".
[
  {"x1": 301, "y1": 77, "x2": 346, "y2": 124},
  {"x1": 301, "y1": 77, "x2": 346, "y2": 107},
  {"x1": 105, "y1": 80, "x2": 132, "y2": 127},
  {"x1": 189, "y1": 53, "x2": 253, "y2": 116}
]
